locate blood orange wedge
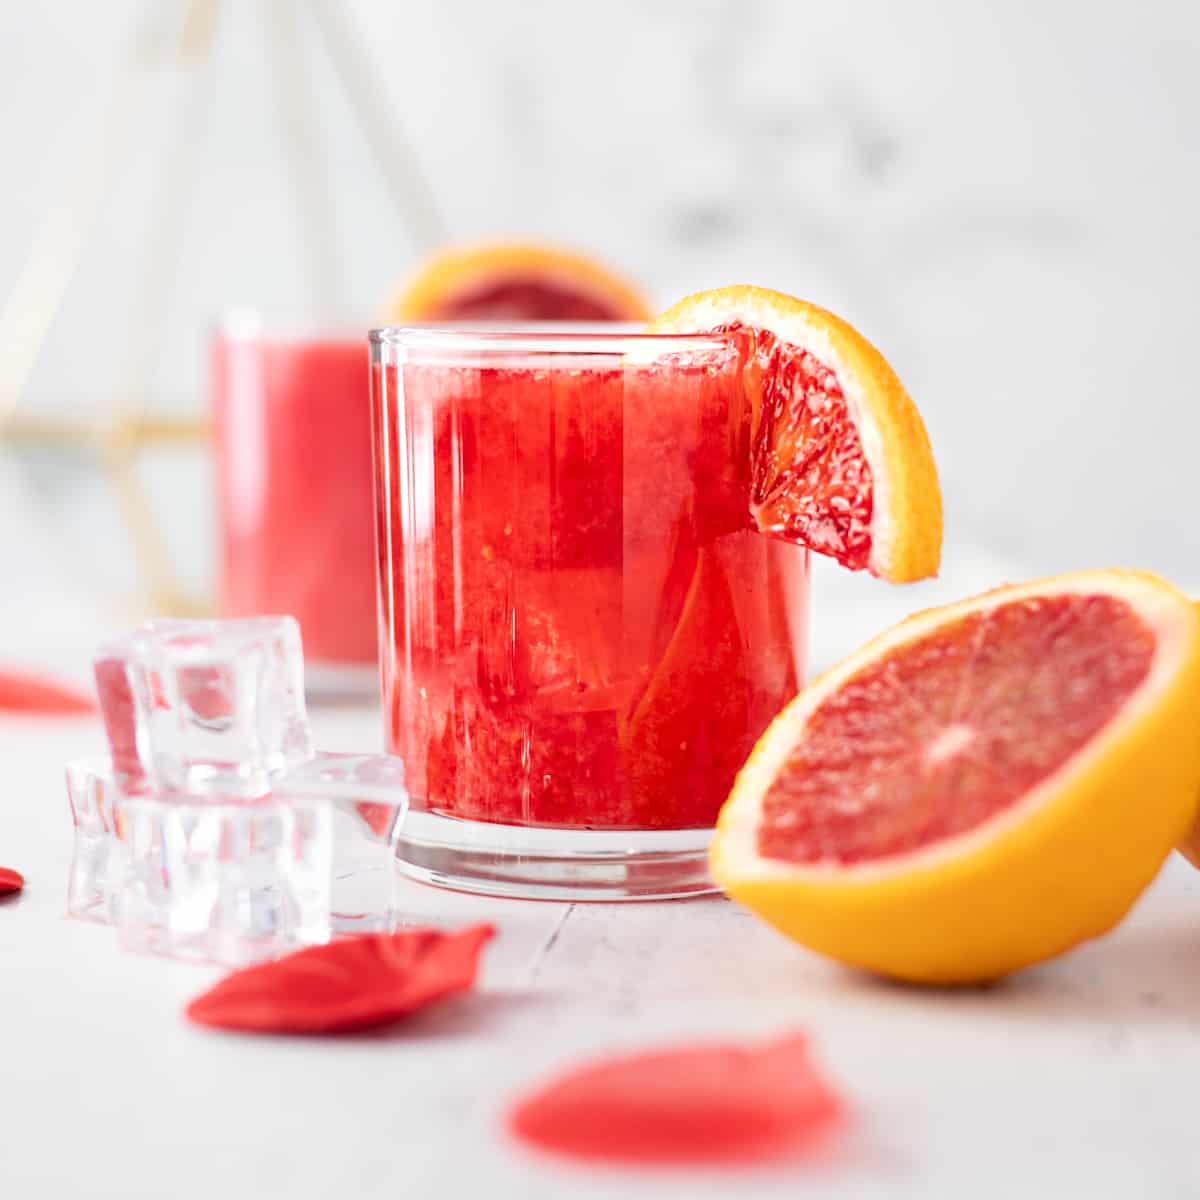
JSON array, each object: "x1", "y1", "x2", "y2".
[
  {"x1": 388, "y1": 240, "x2": 651, "y2": 322},
  {"x1": 711, "y1": 570, "x2": 1200, "y2": 984},
  {"x1": 650, "y1": 285, "x2": 941, "y2": 582}
]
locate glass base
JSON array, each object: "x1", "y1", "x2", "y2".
[{"x1": 394, "y1": 810, "x2": 719, "y2": 901}]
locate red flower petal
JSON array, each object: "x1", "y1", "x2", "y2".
[
  {"x1": 508, "y1": 1034, "x2": 843, "y2": 1165},
  {"x1": 0, "y1": 867, "x2": 24, "y2": 894},
  {"x1": 186, "y1": 924, "x2": 495, "y2": 1034},
  {"x1": 0, "y1": 669, "x2": 96, "y2": 716}
]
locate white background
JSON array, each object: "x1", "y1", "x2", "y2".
[{"x1": 1, "y1": 0, "x2": 1198, "y2": 663}]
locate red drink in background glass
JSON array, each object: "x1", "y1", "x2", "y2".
[
  {"x1": 211, "y1": 328, "x2": 378, "y2": 687},
  {"x1": 371, "y1": 327, "x2": 810, "y2": 899}
]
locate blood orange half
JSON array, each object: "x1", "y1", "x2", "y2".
[
  {"x1": 651, "y1": 285, "x2": 941, "y2": 582},
  {"x1": 388, "y1": 240, "x2": 651, "y2": 322},
  {"x1": 711, "y1": 569, "x2": 1200, "y2": 983}
]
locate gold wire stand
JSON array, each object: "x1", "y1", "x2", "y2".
[{"x1": 0, "y1": 0, "x2": 443, "y2": 618}]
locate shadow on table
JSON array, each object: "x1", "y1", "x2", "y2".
[
  {"x1": 340, "y1": 989, "x2": 557, "y2": 1043},
  {"x1": 838, "y1": 908, "x2": 1200, "y2": 1028}
]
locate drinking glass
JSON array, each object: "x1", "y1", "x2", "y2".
[
  {"x1": 211, "y1": 317, "x2": 378, "y2": 693},
  {"x1": 370, "y1": 325, "x2": 809, "y2": 898}
]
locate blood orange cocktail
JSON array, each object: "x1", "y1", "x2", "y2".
[
  {"x1": 212, "y1": 326, "x2": 377, "y2": 688},
  {"x1": 371, "y1": 327, "x2": 810, "y2": 899}
]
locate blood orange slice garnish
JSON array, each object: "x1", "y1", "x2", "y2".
[
  {"x1": 650, "y1": 285, "x2": 942, "y2": 582},
  {"x1": 711, "y1": 569, "x2": 1200, "y2": 984},
  {"x1": 388, "y1": 240, "x2": 651, "y2": 323}
]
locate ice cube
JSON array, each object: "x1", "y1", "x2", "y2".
[
  {"x1": 64, "y1": 752, "x2": 409, "y2": 964},
  {"x1": 117, "y1": 788, "x2": 330, "y2": 965},
  {"x1": 94, "y1": 616, "x2": 313, "y2": 797},
  {"x1": 65, "y1": 758, "x2": 128, "y2": 924},
  {"x1": 277, "y1": 753, "x2": 408, "y2": 933},
  {"x1": 92, "y1": 653, "x2": 144, "y2": 786},
  {"x1": 78, "y1": 615, "x2": 407, "y2": 964}
]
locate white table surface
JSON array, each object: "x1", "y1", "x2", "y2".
[{"x1": 3, "y1": 700, "x2": 1200, "y2": 1200}]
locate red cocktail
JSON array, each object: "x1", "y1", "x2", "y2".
[
  {"x1": 371, "y1": 328, "x2": 809, "y2": 899},
  {"x1": 212, "y1": 326, "x2": 377, "y2": 689}
]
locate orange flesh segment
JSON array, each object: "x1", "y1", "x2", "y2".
[
  {"x1": 721, "y1": 323, "x2": 874, "y2": 571},
  {"x1": 760, "y1": 594, "x2": 1157, "y2": 864}
]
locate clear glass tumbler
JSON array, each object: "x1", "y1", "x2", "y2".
[
  {"x1": 370, "y1": 326, "x2": 810, "y2": 899},
  {"x1": 211, "y1": 317, "x2": 379, "y2": 694}
]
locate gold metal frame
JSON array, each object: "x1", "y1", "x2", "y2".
[{"x1": 0, "y1": 0, "x2": 443, "y2": 616}]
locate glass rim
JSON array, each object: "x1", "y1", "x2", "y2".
[
  {"x1": 212, "y1": 309, "x2": 369, "y2": 343},
  {"x1": 368, "y1": 323, "x2": 729, "y2": 355}
]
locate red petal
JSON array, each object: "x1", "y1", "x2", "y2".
[
  {"x1": 0, "y1": 669, "x2": 96, "y2": 716},
  {"x1": 186, "y1": 924, "x2": 495, "y2": 1034},
  {"x1": 0, "y1": 867, "x2": 24, "y2": 894},
  {"x1": 508, "y1": 1034, "x2": 843, "y2": 1164}
]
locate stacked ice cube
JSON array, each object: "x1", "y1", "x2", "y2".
[{"x1": 68, "y1": 617, "x2": 408, "y2": 965}]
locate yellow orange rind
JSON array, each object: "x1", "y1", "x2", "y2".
[
  {"x1": 650, "y1": 285, "x2": 942, "y2": 583},
  {"x1": 711, "y1": 569, "x2": 1200, "y2": 984},
  {"x1": 388, "y1": 240, "x2": 652, "y2": 323}
]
